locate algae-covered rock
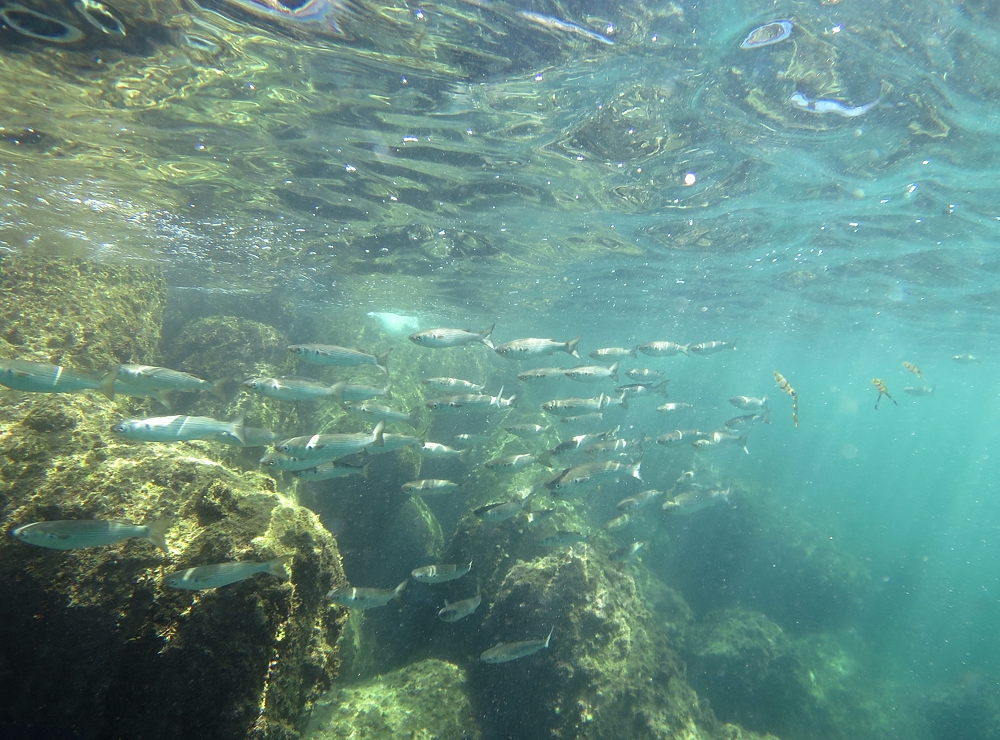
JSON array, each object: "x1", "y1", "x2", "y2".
[{"x1": 303, "y1": 658, "x2": 480, "y2": 740}]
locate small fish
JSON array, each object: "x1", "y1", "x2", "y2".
[
  {"x1": 517, "y1": 10, "x2": 614, "y2": 45},
  {"x1": 112, "y1": 412, "x2": 247, "y2": 445},
  {"x1": 904, "y1": 386, "x2": 935, "y2": 396},
  {"x1": 517, "y1": 367, "x2": 569, "y2": 382},
  {"x1": 363, "y1": 433, "x2": 420, "y2": 455},
  {"x1": 631, "y1": 341, "x2": 688, "y2": 358},
  {"x1": 689, "y1": 340, "x2": 737, "y2": 355},
  {"x1": 11, "y1": 517, "x2": 172, "y2": 551},
  {"x1": 538, "y1": 530, "x2": 588, "y2": 548},
  {"x1": 481, "y1": 626, "x2": 554, "y2": 663},
  {"x1": 328, "y1": 580, "x2": 407, "y2": 609},
  {"x1": 336, "y1": 382, "x2": 393, "y2": 402},
  {"x1": 276, "y1": 422, "x2": 385, "y2": 459},
  {"x1": 483, "y1": 453, "x2": 544, "y2": 472},
  {"x1": 474, "y1": 497, "x2": 531, "y2": 521},
  {"x1": 505, "y1": 423, "x2": 551, "y2": 438},
  {"x1": 902, "y1": 362, "x2": 923, "y2": 378},
  {"x1": 692, "y1": 431, "x2": 749, "y2": 454},
  {"x1": 0, "y1": 359, "x2": 117, "y2": 399},
  {"x1": 545, "y1": 459, "x2": 642, "y2": 496},
  {"x1": 790, "y1": 91, "x2": 880, "y2": 118},
  {"x1": 411, "y1": 561, "x2": 473, "y2": 583},
  {"x1": 616, "y1": 382, "x2": 670, "y2": 400},
  {"x1": 260, "y1": 452, "x2": 322, "y2": 471},
  {"x1": 118, "y1": 364, "x2": 227, "y2": 400},
  {"x1": 953, "y1": 354, "x2": 981, "y2": 364},
  {"x1": 544, "y1": 428, "x2": 619, "y2": 464},
  {"x1": 343, "y1": 402, "x2": 420, "y2": 429},
  {"x1": 426, "y1": 391, "x2": 515, "y2": 412},
  {"x1": 437, "y1": 589, "x2": 482, "y2": 622},
  {"x1": 409, "y1": 324, "x2": 495, "y2": 349},
  {"x1": 243, "y1": 377, "x2": 344, "y2": 402},
  {"x1": 423, "y1": 377, "x2": 485, "y2": 393},
  {"x1": 525, "y1": 508, "x2": 557, "y2": 524},
  {"x1": 455, "y1": 432, "x2": 494, "y2": 445},
  {"x1": 543, "y1": 393, "x2": 626, "y2": 416},
  {"x1": 872, "y1": 378, "x2": 898, "y2": 410},
  {"x1": 774, "y1": 371, "x2": 799, "y2": 427},
  {"x1": 609, "y1": 541, "x2": 647, "y2": 562},
  {"x1": 656, "y1": 402, "x2": 694, "y2": 413},
  {"x1": 584, "y1": 437, "x2": 644, "y2": 460},
  {"x1": 603, "y1": 513, "x2": 633, "y2": 531},
  {"x1": 495, "y1": 336, "x2": 581, "y2": 359},
  {"x1": 724, "y1": 413, "x2": 767, "y2": 433},
  {"x1": 663, "y1": 487, "x2": 732, "y2": 515},
  {"x1": 558, "y1": 413, "x2": 606, "y2": 431},
  {"x1": 625, "y1": 368, "x2": 663, "y2": 381},
  {"x1": 165, "y1": 554, "x2": 292, "y2": 590},
  {"x1": 656, "y1": 429, "x2": 708, "y2": 446},
  {"x1": 729, "y1": 396, "x2": 768, "y2": 412},
  {"x1": 293, "y1": 460, "x2": 370, "y2": 482},
  {"x1": 617, "y1": 489, "x2": 664, "y2": 512},
  {"x1": 287, "y1": 343, "x2": 391, "y2": 374},
  {"x1": 402, "y1": 479, "x2": 462, "y2": 495},
  {"x1": 211, "y1": 427, "x2": 282, "y2": 447},
  {"x1": 740, "y1": 19, "x2": 792, "y2": 49},
  {"x1": 419, "y1": 442, "x2": 471, "y2": 463},
  {"x1": 589, "y1": 347, "x2": 633, "y2": 361},
  {"x1": 564, "y1": 362, "x2": 619, "y2": 383}
]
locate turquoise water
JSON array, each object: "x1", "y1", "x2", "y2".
[{"x1": 5, "y1": 0, "x2": 1000, "y2": 737}]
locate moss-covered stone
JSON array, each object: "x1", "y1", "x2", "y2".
[{"x1": 303, "y1": 658, "x2": 480, "y2": 740}]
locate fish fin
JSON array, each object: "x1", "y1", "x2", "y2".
[
  {"x1": 230, "y1": 410, "x2": 247, "y2": 446},
  {"x1": 730, "y1": 339, "x2": 737, "y2": 350},
  {"x1": 538, "y1": 451, "x2": 554, "y2": 468},
  {"x1": 210, "y1": 376, "x2": 230, "y2": 401},
  {"x1": 268, "y1": 553, "x2": 293, "y2": 581},
  {"x1": 739, "y1": 435, "x2": 749, "y2": 454},
  {"x1": 609, "y1": 361, "x2": 619, "y2": 382},
  {"x1": 629, "y1": 346, "x2": 638, "y2": 358},
  {"x1": 545, "y1": 626, "x2": 554, "y2": 648},
  {"x1": 393, "y1": 580, "x2": 407, "y2": 602},
  {"x1": 372, "y1": 420, "x2": 385, "y2": 447},
  {"x1": 407, "y1": 407, "x2": 421, "y2": 429},
  {"x1": 496, "y1": 385, "x2": 504, "y2": 404},
  {"x1": 681, "y1": 344, "x2": 690, "y2": 356},
  {"x1": 145, "y1": 516, "x2": 174, "y2": 552},
  {"x1": 632, "y1": 460, "x2": 642, "y2": 481},
  {"x1": 760, "y1": 407, "x2": 771, "y2": 424},
  {"x1": 481, "y1": 323, "x2": 496, "y2": 349},
  {"x1": 618, "y1": 394, "x2": 629, "y2": 411},
  {"x1": 330, "y1": 380, "x2": 348, "y2": 399},
  {"x1": 654, "y1": 381, "x2": 670, "y2": 398},
  {"x1": 460, "y1": 448, "x2": 472, "y2": 466},
  {"x1": 506, "y1": 394, "x2": 517, "y2": 407},
  {"x1": 154, "y1": 389, "x2": 174, "y2": 411},
  {"x1": 100, "y1": 366, "x2": 119, "y2": 400},
  {"x1": 382, "y1": 383, "x2": 393, "y2": 400},
  {"x1": 376, "y1": 348, "x2": 392, "y2": 374},
  {"x1": 566, "y1": 336, "x2": 581, "y2": 358},
  {"x1": 361, "y1": 462, "x2": 371, "y2": 479}
]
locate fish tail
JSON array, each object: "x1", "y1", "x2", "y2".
[
  {"x1": 145, "y1": 516, "x2": 174, "y2": 552},
  {"x1": 544, "y1": 626, "x2": 554, "y2": 648},
  {"x1": 618, "y1": 393, "x2": 629, "y2": 411},
  {"x1": 760, "y1": 407, "x2": 771, "y2": 424},
  {"x1": 268, "y1": 553, "x2": 293, "y2": 581},
  {"x1": 629, "y1": 346, "x2": 638, "y2": 358},
  {"x1": 154, "y1": 389, "x2": 174, "y2": 411},
  {"x1": 100, "y1": 366, "x2": 119, "y2": 400},
  {"x1": 538, "y1": 449, "x2": 554, "y2": 468},
  {"x1": 505, "y1": 394, "x2": 517, "y2": 408},
  {"x1": 566, "y1": 336, "x2": 581, "y2": 358},
  {"x1": 407, "y1": 407, "x2": 421, "y2": 429},
  {"x1": 654, "y1": 381, "x2": 670, "y2": 398},
  {"x1": 376, "y1": 348, "x2": 392, "y2": 375},
  {"x1": 739, "y1": 436, "x2": 749, "y2": 455},
  {"x1": 609, "y1": 361, "x2": 619, "y2": 382},
  {"x1": 460, "y1": 448, "x2": 472, "y2": 466},
  {"x1": 731, "y1": 339, "x2": 738, "y2": 350},
  {"x1": 480, "y1": 323, "x2": 496, "y2": 349},
  {"x1": 361, "y1": 462, "x2": 371, "y2": 479},
  {"x1": 210, "y1": 376, "x2": 231, "y2": 401},
  {"x1": 371, "y1": 420, "x2": 386, "y2": 447},
  {"x1": 329, "y1": 380, "x2": 348, "y2": 400},
  {"x1": 393, "y1": 579, "x2": 407, "y2": 602},
  {"x1": 680, "y1": 344, "x2": 690, "y2": 356},
  {"x1": 383, "y1": 382, "x2": 393, "y2": 400},
  {"x1": 229, "y1": 410, "x2": 247, "y2": 446},
  {"x1": 632, "y1": 460, "x2": 642, "y2": 481}
]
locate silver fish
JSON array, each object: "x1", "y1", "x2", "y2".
[
  {"x1": 426, "y1": 392, "x2": 514, "y2": 412},
  {"x1": 625, "y1": 368, "x2": 663, "y2": 381},
  {"x1": 517, "y1": 367, "x2": 569, "y2": 382},
  {"x1": 260, "y1": 452, "x2": 322, "y2": 471},
  {"x1": 338, "y1": 382, "x2": 393, "y2": 401},
  {"x1": 480, "y1": 627, "x2": 554, "y2": 663},
  {"x1": 609, "y1": 541, "x2": 647, "y2": 562},
  {"x1": 689, "y1": 340, "x2": 737, "y2": 355},
  {"x1": 328, "y1": 580, "x2": 407, "y2": 609},
  {"x1": 165, "y1": 554, "x2": 292, "y2": 590},
  {"x1": 724, "y1": 413, "x2": 768, "y2": 433},
  {"x1": 584, "y1": 437, "x2": 644, "y2": 460},
  {"x1": 474, "y1": 497, "x2": 530, "y2": 521},
  {"x1": 419, "y1": 442, "x2": 471, "y2": 463},
  {"x1": 211, "y1": 427, "x2": 282, "y2": 447},
  {"x1": 729, "y1": 396, "x2": 768, "y2": 411},
  {"x1": 0, "y1": 359, "x2": 117, "y2": 399},
  {"x1": 112, "y1": 412, "x2": 246, "y2": 445},
  {"x1": 589, "y1": 347, "x2": 633, "y2": 361},
  {"x1": 505, "y1": 423, "x2": 551, "y2": 438},
  {"x1": 517, "y1": 10, "x2": 614, "y2": 45},
  {"x1": 11, "y1": 517, "x2": 172, "y2": 551},
  {"x1": 656, "y1": 429, "x2": 708, "y2": 446},
  {"x1": 904, "y1": 386, "x2": 935, "y2": 396},
  {"x1": 564, "y1": 362, "x2": 619, "y2": 383},
  {"x1": 558, "y1": 412, "x2": 607, "y2": 431},
  {"x1": 616, "y1": 382, "x2": 669, "y2": 399},
  {"x1": 275, "y1": 421, "x2": 385, "y2": 459},
  {"x1": 483, "y1": 453, "x2": 543, "y2": 472},
  {"x1": 495, "y1": 336, "x2": 581, "y2": 359},
  {"x1": 343, "y1": 402, "x2": 420, "y2": 429},
  {"x1": 545, "y1": 459, "x2": 641, "y2": 495},
  {"x1": 692, "y1": 431, "x2": 748, "y2": 454},
  {"x1": 364, "y1": 432, "x2": 420, "y2": 455},
  {"x1": 423, "y1": 377, "x2": 485, "y2": 393},
  {"x1": 656, "y1": 402, "x2": 694, "y2": 413},
  {"x1": 538, "y1": 530, "x2": 588, "y2": 548},
  {"x1": 603, "y1": 512, "x2": 633, "y2": 531},
  {"x1": 409, "y1": 324, "x2": 495, "y2": 349},
  {"x1": 616, "y1": 489, "x2": 664, "y2": 512},
  {"x1": 118, "y1": 364, "x2": 226, "y2": 399},
  {"x1": 293, "y1": 460, "x2": 369, "y2": 481},
  {"x1": 411, "y1": 561, "x2": 472, "y2": 583},
  {"x1": 543, "y1": 393, "x2": 626, "y2": 416},
  {"x1": 402, "y1": 479, "x2": 462, "y2": 494},
  {"x1": 663, "y1": 486, "x2": 732, "y2": 514},
  {"x1": 544, "y1": 428, "x2": 619, "y2": 465},
  {"x1": 437, "y1": 589, "x2": 482, "y2": 622},
  {"x1": 454, "y1": 433, "x2": 494, "y2": 445},
  {"x1": 287, "y1": 343, "x2": 391, "y2": 374},
  {"x1": 953, "y1": 354, "x2": 981, "y2": 364},
  {"x1": 631, "y1": 341, "x2": 688, "y2": 358},
  {"x1": 790, "y1": 92, "x2": 880, "y2": 118},
  {"x1": 243, "y1": 377, "x2": 344, "y2": 402}
]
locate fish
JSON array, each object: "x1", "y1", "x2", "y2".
[
  {"x1": 953, "y1": 354, "x2": 981, "y2": 364},
  {"x1": 165, "y1": 554, "x2": 292, "y2": 590},
  {"x1": 656, "y1": 429, "x2": 708, "y2": 446},
  {"x1": 729, "y1": 396, "x2": 768, "y2": 412},
  {"x1": 112, "y1": 412, "x2": 247, "y2": 445},
  {"x1": 118, "y1": 364, "x2": 228, "y2": 400},
  {"x1": 293, "y1": 460, "x2": 370, "y2": 481},
  {"x1": 335, "y1": 382, "x2": 393, "y2": 402},
  {"x1": 243, "y1": 377, "x2": 345, "y2": 402},
  {"x1": 419, "y1": 442, "x2": 471, "y2": 463},
  {"x1": 426, "y1": 391, "x2": 516, "y2": 412},
  {"x1": 589, "y1": 347, "x2": 633, "y2": 361},
  {"x1": 275, "y1": 421, "x2": 385, "y2": 459},
  {"x1": 724, "y1": 413, "x2": 768, "y2": 433},
  {"x1": 525, "y1": 508, "x2": 557, "y2": 524},
  {"x1": 663, "y1": 486, "x2": 732, "y2": 515},
  {"x1": 904, "y1": 386, "x2": 935, "y2": 396},
  {"x1": 2, "y1": 4, "x2": 85, "y2": 43},
  {"x1": 342, "y1": 402, "x2": 420, "y2": 429},
  {"x1": 631, "y1": 341, "x2": 688, "y2": 358},
  {"x1": 740, "y1": 19, "x2": 792, "y2": 48},
  {"x1": 583, "y1": 437, "x2": 645, "y2": 460},
  {"x1": 774, "y1": 371, "x2": 799, "y2": 427},
  {"x1": 517, "y1": 367, "x2": 569, "y2": 382},
  {"x1": 362, "y1": 433, "x2": 421, "y2": 455},
  {"x1": 517, "y1": 10, "x2": 614, "y2": 45},
  {"x1": 423, "y1": 377, "x2": 485, "y2": 393},
  {"x1": 902, "y1": 362, "x2": 923, "y2": 378},
  {"x1": 872, "y1": 378, "x2": 898, "y2": 410},
  {"x1": 480, "y1": 626, "x2": 554, "y2": 663},
  {"x1": 287, "y1": 343, "x2": 391, "y2": 374},
  {"x1": 402, "y1": 479, "x2": 462, "y2": 494},
  {"x1": 211, "y1": 427, "x2": 282, "y2": 447},
  {"x1": 603, "y1": 513, "x2": 633, "y2": 531},
  {"x1": 409, "y1": 324, "x2": 495, "y2": 349},
  {"x1": 625, "y1": 368, "x2": 663, "y2": 381},
  {"x1": 558, "y1": 413, "x2": 606, "y2": 431},
  {"x1": 538, "y1": 530, "x2": 588, "y2": 548},
  {"x1": 543, "y1": 393, "x2": 626, "y2": 416},
  {"x1": 790, "y1": 92, "x2": 881, "y2": 117},
  {"x1": 505, "y1": 423, "x2": 551, "y2": 438},
  {"x1": 656, "y1": 402, "x2": 694, "y2": 413},
  {"x1": 543, "y1": 428, "x2": 619, "y2": 465},
  {"x1": 483, "y1": 453, "x2": 545, "y2": 472},
  {"x1": 437, "y1": 589, "x2": 482, "y2": 621},
  {"x1": 0, "y1": 359, "x2": 118, "y2": 400},
  {"x1": 474, "y1": 497, "x2": 531, "y2": 521},
  {"x1": 617, "y1": 489, "x2": 664, "y2": 512},
  {"x1": 545, "y1": 459, "x2": 642, "y2": 496},
  {"x1": 327, "y1": 581, "x2": 407, "y2": 609},
  {"x1": 689, "y1": 340, "x2": 737, "y2": 355},
  {"x1": 454, "y1": 433, "x2": 494, "y2": 445},
  {"x1": 615, "y1": 381, "x2": 669, "y2": 400},
  {"x1": 260, "y1": 452, "x2": 324, "y2": 471},
  {"x1": 609, "y1": 541, "x2": 647, "y2": 562},
  {"x1": 11, "y1": 517, "x2": 172, "y2": 551},
  {"x1": 692, "y1": 431, "x2": 749, "y2": 454},
  {"x1": 564, "y1": 362, "x2": 619, "y2": 383},
  {"x1": 411, "y1": 561, "x2": 473, "y2": 583},
  {"x1": 495, "y1": 336, "x2": 581, "y2": 359}
]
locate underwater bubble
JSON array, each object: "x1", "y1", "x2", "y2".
[
  {"x1": 1, "y1": 4, "x2": 85, "y2": 43},
  {"x1": 73, "y1": 0, "x2": 125, "y2": 37},
  {"x1": 367, "y1": 311, "x2": 421, "y2": 336}
]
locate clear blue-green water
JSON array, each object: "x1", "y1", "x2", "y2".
[{"x1": 5, "y1": 0, "x2": 1000, "y2": 737}]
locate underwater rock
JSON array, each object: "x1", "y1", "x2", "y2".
[{"x1": 302, "y1": 658, "x2": 480, "y2": 740}]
